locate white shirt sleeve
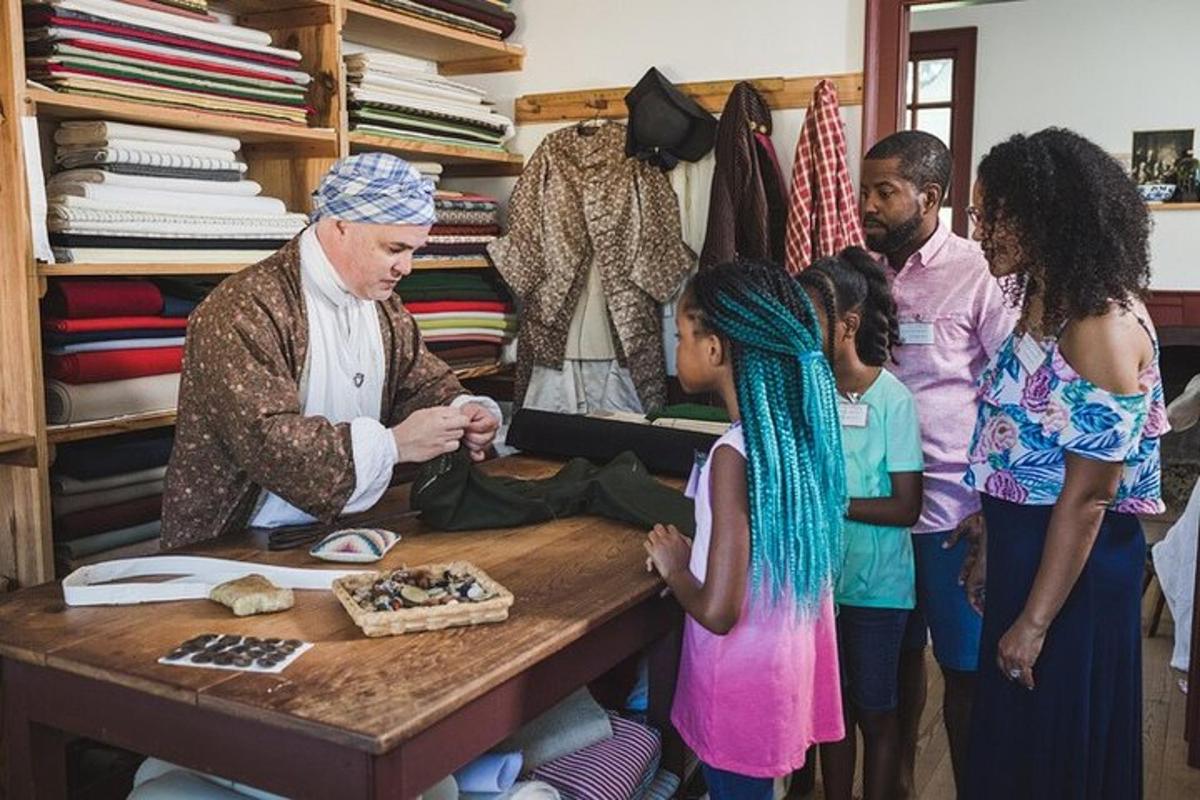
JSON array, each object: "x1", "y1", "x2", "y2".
[
  {"x1": 451, "y1": 393, "x2": 503, "y2": 424},
  {"x1": 343, "y1": 416, "x2": 400, "y2": 515}
]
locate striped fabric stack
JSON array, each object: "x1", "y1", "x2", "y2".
[
  {"x1": 398, "y1": 270, "x2": 513, "y2": 372},
  {"x1": 41, "y1": 278, "x2": 194, "y2": 425},
  {"x1": 344, "y1": 46, "x2": 514, "y2": 152},
  {"x1": 360, "y1": 0, "x2": 517, "y2": 41},
  {"x1": 419, "y1": 188, "x2": 500, "y2": 267},
  {"x1": 51, "y1": 428, "x2": 173, "y2": 573},
  {"x1": 23, "y1": 0, "x2": 314, "y2": 126},
  {"x1": 46, "y1": 120, "x2": 308, "y2": 264}
]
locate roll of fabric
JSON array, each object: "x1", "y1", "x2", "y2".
[
  {"x1": 43, "y1": 315, "x2": 188, "y2": 334},
  {"x1": 454, "y1": 753, "x2": 522, "y2": 794},
  {"x1": 53, "y1": 464, "x2": 168, "y2": 496},
  {"x1": 161, "y1": 296, "x2": 198, "y2": 317},
  {"x1": 54, "y1": 519, "x2": 162, "y2": 561},
  {"x1": 528, "y1": 714, "x2": 661, "y2": 800},
  {"x1": 54, "y1": 492, "x2": 163, "y2": 541},
  {"x1": 47, "y1": 336, "x2": 186, "y2": 354},
  {"x1": 54, "y1": 428, "x2": 174, "y2": 480},
  {"x1": 495, "y1": 689, "x2": 612, "y2": 773},
  {"x1": 44, "y1": 278, "x2": 164, "y2": 319},
  {"x1": 46, "y1": 346, "x2": 184, "y2": 384},
  {"x1": 45, "y1": 372, "x2": 180, "y2": 424},
  {"x1": 52, "y1": 477, "x2": 166, "y2": 516}
]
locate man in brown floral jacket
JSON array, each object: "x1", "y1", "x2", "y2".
[{"x1": 162, "y1": 155, "x2": 501, "y2": 548}]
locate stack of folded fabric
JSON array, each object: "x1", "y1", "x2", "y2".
[
  {"x1": 487, "y1": 689, "x2": 678, "y2": 800},
  {"x1": 344, "y1": 46, "x2": 514, "y2": 151},
  {"x1": 398, "y1": 270, "x2": 513, "y2": 369},
  {"x1": 420, "y1": 189, "x2": 501, "y2": 267},
  {"x1": 42, "y1": 278, "x2": 195, "y2": 425},
  {"x1": 358, "y1": 0, "x2": 517, "y2": 41},
  {"x1": 45, "y1": 120, "x2": 308, "y2": 264},
  {"x1": 51, "y1": 428, "x2": 173, "y2": 572},
  {"x1": 23, "y1": 0, "x2": 314, "y2": 125}
]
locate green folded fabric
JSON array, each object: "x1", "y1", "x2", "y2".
[
  {"x1": 38, "y1": 60, "x2": 309, "y2": 107},
  {"x1": 399, "y1": 289, "x2": 507, "y2": 302},
  {"x1": 412, "y1": 451, "x2": 694, "y2": 535},
  {"x1": 54, "y1": 519, "x2": 161, "y2": 560},
  {"x1": 353, "y1": 107, "x2": 507, "y2": 143},
  {"x1": 646, "y1": 403, "x2": 731, "y2": 424},
  {"x1": 416, "y1": 318, "x2": 515, "y2": 331},
  {"x1": 350, "y1": 123, "x2": 507, "y2": 152}
]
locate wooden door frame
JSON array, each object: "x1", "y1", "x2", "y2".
[
  {"x1": 909, "y1": 26, "x2": 977, "y2": 235},
  {"x1": 863, "y1": 0, "x2": 965, "y2": 150}
]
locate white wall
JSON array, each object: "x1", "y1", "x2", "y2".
[
  {"x1": 450, "y1": 0, "x2": 866, "y2": 209},
  {"x1": 912, "y1": 0, "x2": 1200, "y2": 290}
]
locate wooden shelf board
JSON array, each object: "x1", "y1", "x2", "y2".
[
  {"x1": 26, "y1": 89, "x2": 338, "y2": 151},
  {"x1": 1149, "y1": 202, "x2": 1200, "y2": 211},
  {"x1": 341, "y1": 0, "x2": 523, "y2": 73},
  {"x1": 412, "y1": 258, "x2": 490, "y2": 271},
  {"x1": 47, "y1": 410, "x2": 177, "y2": 445},
  {"x1": 349, "y1": 132, "x2": 522, "y2": 173},
  {"x1": 0, "y1": 433, "x2": 37, "y2": 468},
  {"x1": 39, "y1": 262, "x2": 253, "y2": 277}
]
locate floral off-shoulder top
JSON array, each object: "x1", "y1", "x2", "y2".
[{"x1": 964, "y1": 322, "x2": 1168, "y2": 515}]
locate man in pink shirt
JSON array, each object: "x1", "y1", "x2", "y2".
[{"x1": 860, "y1": 131, "x2": 1017, "y2": 799}]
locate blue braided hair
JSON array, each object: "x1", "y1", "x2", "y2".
[{"x1": 683, "y1": 260, "x2": 847, "y2": 610}]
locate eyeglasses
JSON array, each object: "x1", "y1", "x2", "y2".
[{"x1": 966, "y1": 206, "x2": 984, "y2": 226}]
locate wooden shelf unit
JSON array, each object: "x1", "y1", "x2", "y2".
[
  {"x1": 348, "y1": 132, "x2": 524, "y2": 175},
  {"x1": 1149, "y1": 202, "x2": 1200, "y2": 211},
  {"x1": 46, "y1": 410, "x2": 178, "y2": 445},
  {"x1": 39, "y1": 262, "x2": 257, "y2": 278},
  {"x1": 0, "y1": 0, "x2": 526, "y2": 586},
  {"x1": 0, "y1": 432, "x2": 37, "y2": 468},
  {"x1": 340, "y1": 0, "x2": 524, "y2": 75}
]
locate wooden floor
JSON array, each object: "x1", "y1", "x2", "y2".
[{"x1": 806, "y1": 586, "x2": 1200, "y2": 799}]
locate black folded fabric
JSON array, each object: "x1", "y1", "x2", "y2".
[
  {"x1": 412, "y1": 450, "x2": 694, "y2": 534},
  {"x1": 505, "y1": 409, "x2": 719, "y2": 479},
  {"x1": 50, "y1": 234, "x2": 290, "y2": 249},
  {"x1": 53, "y1": 428, "x2": 175, "y2": 480},
  {"x1": 91, "y1": 163, "x2": 244, "y2": 181}
]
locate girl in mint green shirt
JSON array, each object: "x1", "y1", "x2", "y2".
[{"x1": 800, "y1": 247, "x2": 924, "y2": 800}]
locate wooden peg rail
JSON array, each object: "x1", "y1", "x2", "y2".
[{"x1": 515, "y1": 72, "x2": 864, "y2": 125}]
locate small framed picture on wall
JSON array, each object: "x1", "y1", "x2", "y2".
[{"x1": 1131, "y1": 129, "x2": 1194, "y2": 184}]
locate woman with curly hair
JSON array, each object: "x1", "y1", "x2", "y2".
[{"x1": 962, "y1": 128, "x2": 1167, "y2": 798}]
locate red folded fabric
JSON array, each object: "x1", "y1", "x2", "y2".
[
  {"x1": 422, "y1": 333, "x2": 505, "y2": 344},
  {"x1": 54, "y1": 492, "x2": 163, "y2": 541},
  {"x1": 404, "y1": 300, "x2": 512, "y2": 314},
  {"x1": 46, "y1": 347, "x2": 184, "y2": 384},
  {"x1": 45, "y1": 279, "x2": 164, "y2": 320},
  {"x1": 429, "y1": 225, "x2": 502, "y2": 237},
  {"x1": 32, "y1": 11, "x2": 299, "y2": 69},
  {"x1": 43, "y1": 316, "x2": 188, "y2": 334},
  {"x1": 60, "y1": 37, "x2": 302, "y2": 86}
]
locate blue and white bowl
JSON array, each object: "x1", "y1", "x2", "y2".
[{"x1": 1138, "y1": 183, "x2": 1177, "y2": 203}]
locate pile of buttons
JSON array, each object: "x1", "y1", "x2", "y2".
[
  {"x1": 164, "y1": 633, "x2": 303, "y2": 669},
  {"x1": 352, "y1": 567, "x2": 494, "y2": 612}
]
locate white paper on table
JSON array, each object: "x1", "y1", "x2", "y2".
[{"x1": 21, "y1": 116, "x2": 54, "y2": 263}]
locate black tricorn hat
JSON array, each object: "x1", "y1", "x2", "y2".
[{"x1": 624, "y1": 67, "x2": 717, "y2": 170}]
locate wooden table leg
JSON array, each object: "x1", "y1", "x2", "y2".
[{"x1": 3, "y1": 660, "x2": 68, "y2": 799}]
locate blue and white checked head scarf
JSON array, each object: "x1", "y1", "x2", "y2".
[{"x1": 310, "y1": 153, "x2": 436, "y2": 226}]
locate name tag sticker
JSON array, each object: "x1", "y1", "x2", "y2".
[
  {"x1": 899, "y1": 321, "x2": 935, "y2": 346},
  {"x1": 1016, "y1": 333, "x2": 1047, "y2": 374},
  {"x1": 839, "y1": 402, "x2": 869, "y2": 428}
]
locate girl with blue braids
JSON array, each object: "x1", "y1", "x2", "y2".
[{"x1": 644, "y1": 259, "x2": 847, "y2": 800}]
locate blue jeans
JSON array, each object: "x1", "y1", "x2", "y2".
[
  {"x1": 837, "y1": 605, "x2": 910, "y2": 712},
  {"x1": 702, "y1": 764, "x2": 773, "y2": 800}
]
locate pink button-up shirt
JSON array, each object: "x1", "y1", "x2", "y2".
[{"x1": 882, "y1": 223, "x2": 1018, "y2": 534}]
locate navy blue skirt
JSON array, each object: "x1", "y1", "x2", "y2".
[{"x1": 966, "y1": 495, "x2": 1144, "y2": 800}]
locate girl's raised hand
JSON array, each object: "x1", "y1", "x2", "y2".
[{"x1": 644, "y1": 523, "x2": 692, "y2": 580}]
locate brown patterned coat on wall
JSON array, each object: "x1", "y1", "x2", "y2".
[{"x1": 488, "y1": 123, "x2": 695, "y2": 410}]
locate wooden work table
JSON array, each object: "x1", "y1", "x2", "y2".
[{"x1": 0, "y1": 457, "x2": 683, "y2": 798}]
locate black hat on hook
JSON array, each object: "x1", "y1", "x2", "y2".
[{"x1": 624, "y1": 67, "x2": 717, "y2": 170}]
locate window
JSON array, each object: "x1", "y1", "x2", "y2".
[{"x1": 905, "y1": 28, "x2": 976, "y2": 236}]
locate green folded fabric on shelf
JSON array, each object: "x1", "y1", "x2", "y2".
[
  {"x1": 352, "y1": 107, "x2": 507, "y2": 143},
  {"x1": 646, "y1": 403, "x2": 731, "y2": 424},
  {"x1": 350, "y1": 124, "x2": 507, "y2": 152},
  {"x1": 412, "y1": 450, "x2": 694, "y2": 535},
  {"x1": 400, "y1": 289, "x2": 507, "y2": 302},
  {"x1": 34, "y1": 59, "x2": 309, "y2": 106}
]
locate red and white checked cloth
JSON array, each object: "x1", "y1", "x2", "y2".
[{"x1": 783, "y1": 79, "x2": 864, "y2": 273}]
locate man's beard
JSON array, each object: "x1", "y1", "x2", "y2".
[{"x1": 864, "y1": 209, "x2": 924, "y2": 255}]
